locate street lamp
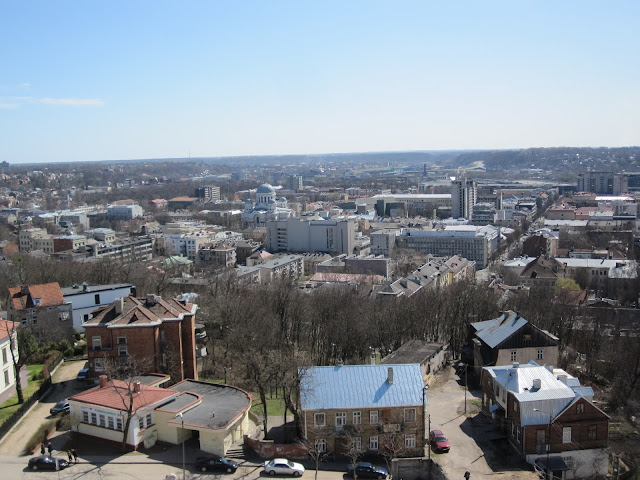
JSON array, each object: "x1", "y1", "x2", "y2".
[
  {"x1": 533, "y1": 408, "x2": 553, "y2": 480},
  {"x1": 175, "y1": 413, "x2": 185, "y2": 480}
]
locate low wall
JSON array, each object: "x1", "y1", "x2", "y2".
[
  {"x1": 392, "y1": 457, "x2": 447, "y2": 480},
  {"x1": 244, "y1": 435, "x2": 308, "y2": 459}
]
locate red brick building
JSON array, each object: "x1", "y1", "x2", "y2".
[{"x1": 84, "y1": 294, "x2": 198, "y2": 383}]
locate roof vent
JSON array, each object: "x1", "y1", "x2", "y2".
[
  {"x1": 532, "y1": 379, "x2": 541, "y2": 389},
  {"x1": 557, "y1": 374, "x2": 568, "y2": 385},
  {"x1": 387, "y1": 367, "x2": 394, "y2": 384},
  {"x1": 512, "y1": 362, "x2": 519, "y2": 369}
]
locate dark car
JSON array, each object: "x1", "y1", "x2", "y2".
[
  {"x1": 28, "y1": 455, "x2": 70, "y2": 471},
  {"x1": 346, "y1": 462, "x2": 389, "y2": 479},
  {"x1": 430, "y1": 429, "x2": 450, "y2": 453},
  {"x1": 195, "y1": 456, "x2": 239, "y2": 473},
  {"x1": 76, "y1": 368, "x2": 90, "y2": 382},
  {"x1": 49, "y1": 400, "x2": 70, "y2": 415}
]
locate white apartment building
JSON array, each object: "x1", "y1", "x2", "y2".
[
  {"x1": 106, "y1": 204, "x2": 144, "y2": 221},
  {"x1": 61, "y1": 283, "x2": 136, "y2": 332},
  {"x1": 164, "y1": 231, "x2": 216, "y2": 261},
  {"x1": 18, "y1": 227, "x2": 47, "y2": 252},
  {"x1": 266, "y1": 217, "x2": 356, "y2": 255},
  {"x1": 451, "y1": 176, "x2": 477, "y2": 219},
  {"x1": 0, "y1": 320, "x2": 18, "y2": 398}
]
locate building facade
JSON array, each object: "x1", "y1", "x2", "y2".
[
  {"x1": 61, "y1": 283, "x2": 136, "y2": 332},
  {"x1": 266, "y1": 217, "x2": 356, "y2": 255},
  {"x1": 451, "y1": 176, "x2": 477, "y2": 219}
]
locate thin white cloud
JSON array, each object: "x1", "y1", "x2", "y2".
[
  {"x1": 0, "y1": 102, "x2": 19, "y2": 109},
  {"x1": 1, "y1": 96, "x2": 105, "y2": 108}
]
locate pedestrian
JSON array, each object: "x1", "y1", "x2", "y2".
[
  {"x1": 40, "y1": 443, "x2": 45, "y2": 455},
  {"x1": 464, "y1": 471, "x2": 471, "y2": 480},
  {"x1": 47, "y1": 441, "x2": 53, "y2": 455},
  {"x1": 67, "y1": 450, "x2": 73, "y2": 464},
  {"x1": 72, "y1": 448, "x2": 78, "y2": 464}
]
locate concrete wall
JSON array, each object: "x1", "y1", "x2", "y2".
[
  {"x1": 526, "y1": 448, "x2": 608, "y2": 479},
  {"x1": 244, "y1": 435, "x2": 309, "y2": 459},
  {"x1": 391, "y1": 458, "x2": 447, "y2": 480}
]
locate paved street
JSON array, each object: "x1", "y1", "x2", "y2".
[
  {"x1": 427, "y1": 367, "x2": 539, "y2": 480},
  {"x1": 0, "y1": 360, "x2": 87, "y2": 456}
]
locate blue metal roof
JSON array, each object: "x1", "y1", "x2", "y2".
[
  {"x1": 471, "y1": 311, "x2": 528, "y2": 349},
  {"x1": 300, "y1": 364, "x2": 425, "y2": 411}
]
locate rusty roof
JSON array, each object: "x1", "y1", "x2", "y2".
[{"x1": 8, "y1": 282, "x2": 65, "y2": 310}]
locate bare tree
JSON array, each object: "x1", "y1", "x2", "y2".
[
  {"x1": 3, "y1": 321, "x2": 38, "y2": 404},
  {"x1": 344, "y1": 425, "x2": 365, "y2": 480},
  {"x1": 305, "y1": 426, "x2": 330, "y2": 480}
]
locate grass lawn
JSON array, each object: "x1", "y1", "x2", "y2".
[
  {"x1": 250, "y1": 391, "x2": 287, "y2": 417},
  {"x1": 0, "y1": 364, "x2": 45, "y2": 425}
]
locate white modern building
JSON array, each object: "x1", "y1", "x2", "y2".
[
  {"x1": 0, "y1": 320, "x2": 18, "y2": 399},
  {"x1": 451, "y1": 175, "x2": 477, "y2": 219},
  {"x1": 61, "y1": 283, "x2": 136, "y2": 332},
  {"x1": 107, "y1": 204, "x2": 144, "y2": 221},
  {"x1": 266, "y1": 216, "x2": 356, "y2": 255}
]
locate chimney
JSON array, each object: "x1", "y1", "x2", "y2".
[
  {"x1": 512, "y1": 362, "x2": 519, "y2": 369},
  {"x1": 387, "y1": 367, "x2": 394, "y2": 384},
  {"x1": 558, "y1": 374, "x2": 568, "y2": 385},
  {"x1": 544, "y1": 364, "x2": 553, "y2": 373},
  {"x1": 99, "y1": 375, "x2": 108, "y2": 388},
  {"x1": 134, "y1": 382, "x2": 141, "y2": 393},
  {"x1": 533, "y1": 378, "x2": 541, "y2": 389},
  {"x1": 115, "y1": 297, "x2": 124, "y2": 315},
  {"x1": 146, "y1": 293, "x2": 156, "y2": 306}
]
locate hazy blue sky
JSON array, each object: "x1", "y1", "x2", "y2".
[{"x1": 1, "y1": 1, "x2": 639, "y2": 163}]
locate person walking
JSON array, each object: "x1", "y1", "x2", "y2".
[
  {"x1": 71, "y1": 448, "x2": 78, "y2": 464},
  {"x1": 47, "y1": 441, "x2": 53, "y2": 455},
  {"x1": 464, "y1": 471, "x2": 471, "y2": 480},
  {"x1": 40, "y1": 443, "x2": 45, "y2": 456}
]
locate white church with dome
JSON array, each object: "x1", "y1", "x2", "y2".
[{"x1": 242, "y1": 183, "x2": 294, "y2": 228}]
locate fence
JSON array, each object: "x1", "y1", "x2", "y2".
[{"x1": 0, "y1": 353, "x2": 64, "y2": 441}]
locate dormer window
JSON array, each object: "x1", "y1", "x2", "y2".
[{"x1": 34, "y1": 298, "x2": 41, "y2": 306}]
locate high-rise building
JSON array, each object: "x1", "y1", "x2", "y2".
[
  {"x1": 451, "y1": 176, "x2": 477, "y2": 219},
  {"x1": 266, "y1": 216, "x2": 355, "y2": 255},
  {"x1": 286, "y1": 175, "x2": 303, "y2": 191},
  {"x1": 577, "y1": 172, "x2": 628, "y2": 195},
  {"x1": 195, "y1": 185, "x2": 221, "y2": 201}
]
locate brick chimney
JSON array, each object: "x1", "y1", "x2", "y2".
[
  {"x1": 133, "y1": 382, "x2": 141, "y2": 393},
  {"x1": 99, "y1": 375, "x2": 108, "y2": 388},
  {"x1": 146, "y1": 294, "x2": 156, "y2": 306}
]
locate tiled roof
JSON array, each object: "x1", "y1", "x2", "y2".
[
  {"x1": 300, "y1": 364, "x2": 425, "y2": 410},
  {"x1": 8, "y1": 282, "x2": 65, "y2": 310},
  {"x1": 471, "y1": 311, "x2": 528, "y2": 349},
  {"x1": 83, "y1": 295, "x2": 195, "y2": 328},
  {"x1": 69, "y1": 379, "x2": 176, "y2": 411},
  {"x1": 0, "y1": 319, "x2": 19, "y2": 343}
]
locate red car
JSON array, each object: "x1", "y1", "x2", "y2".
[{"x1": 430, "y1": 429, "x2": 450, "y2": 453}]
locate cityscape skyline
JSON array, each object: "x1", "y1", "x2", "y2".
[{"x1": 2, "y1": 0, "x2": 639, "y2": 164}]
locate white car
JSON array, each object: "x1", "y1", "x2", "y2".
[{"x1": 264, "y1": 458, "x2": 305, "y2": 477}]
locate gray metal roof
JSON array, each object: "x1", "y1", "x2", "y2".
[
  {"x1": 300, "y1": 364, "x2": 425, "y2": 411},
  {"x1": 471, "y1": 311, "x2": 528, "y2": 349},
  {"x1": 61, "y1": 283, "x2": 134, "y2": 296}
]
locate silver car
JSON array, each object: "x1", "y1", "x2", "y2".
[{"x1": 264, "y1": 458, "x2": 305, "y2": 477}]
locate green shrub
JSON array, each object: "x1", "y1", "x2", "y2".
[
  {"x1": 56, "y1": 414, "x2": 72, "y2": 432},
  {"x1": 24, "y1": 419, "x2": 56, "y2": 455},
  {"x1": 73, "y1": 345, "x2": 85, "y2": 356},
  {"x1": 63, "y1": 347, "x2": 75, "y2": 358}
]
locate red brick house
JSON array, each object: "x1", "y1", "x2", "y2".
[{"x1": 83, "y1": 294, "x2": 198, "y2": 383}]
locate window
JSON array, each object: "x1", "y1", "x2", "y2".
[
  {"x1": 353, "y1": 437, "x2": 362, "y2": 451},
  {"x1": 2, "y1": 347, "x2": 7, "y2": 364},
  {"x1": 91, "y1": 413, "x2": 97, "y2": 425},
  {"x1": 116, "y1": 417, "x2": 123, "y2": 431},
  {"x1": 99, "y1": 414, "x2": 106, "y2": 427},
  {"x1": 94, "y1": 294, "x2": 100, "y2": 304},
  {"x1": 588, "y1": 425, "x2": 597, "y2": 440},
  {"x1": 117, "y1": 337, "x2": 127, "y2": 345},
  {"x1": 139, "y1": 417, "x2": 145, "y2": 430},
  {"x1": 314, "y1": 413, "x2": 325, "y2": 427},
  {"x1": 353, "y1": 411, "x2": 361, "y2": 425},
  {"x1": 94, "y1": 358, "x2": 104, "y2": 372},
  {"x1": 315, "y1": 439, "x2": 326, "y2": 453},
  {"x1": 92, "y1": 336, "x2": 102, "y2": 350},
  {"x1": 404, "y1": 408, "x2": 416, "y2": 423},
  {"x1": 511, "y1": 423, "x2": 516, "y2": 437},
  {"x1": 34, "y1": 298, "x2": 41, "y2": 306},
  {"x1": 108, "y1": 417, "x2": 114, "y2": 429},
  {"x1": 335, "y1": 412, "x2": 346, "y2": 429},
  {"x1": 537, "y1": 349, "x2": 543, "y2": 360},
  {"x1": 370, "y1": 411, "x2": 378, "y2": 424},
  {"x1": 516, "y1": 426, "x2": 521, "y2": 443},
  {"x1": 562, "y1": 427, "x2": 572, "y2": 443},
  {"x1": 118, "y1": 345, "x2": 128, "y2": 356},
  {"x1": 513, "y1": 401, "x2": 518, "y2": 413},
  {"x1": 576, "y1": 403, "x2": 584, "y2": 414},
  {"x1": 82, "y1": 411, "x2": 89, "y2": 423},
  {"x1": 370, "y1": 436, "x2": 378, "y2": 450},
  {"x1": 83, "y1": 314, "x2": 89, "y2": 321},
  {"x1": 146, "y1": 413, "x2": 152, "y2": 427},
  {"x1": 510, "y1": 351, "x2": 517, "y2": 361},
  {"x1": 404, "y1": 434, "x2": 416, "y2": 448}
]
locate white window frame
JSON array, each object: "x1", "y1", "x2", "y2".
[
  {"x1": 315, "y1": 438, "x2": 326, "y2": 453},
  {"x1": 353, "y1": 411, "x2": 361, "y2": 425},
  {"x1": 82, "y1": 411, "x2": 89, "y2": 423},
  {"x1": 108, "y1": 416, "x2": 115, "y2": 429},
  {"x1": 146, "y1": 413, "x2": 152, "y2": 427},
  {"x1": 510, "y1": 351, "x2": 517, "y2": 361},
  {"x1": 335, "y1": 412, "x2": 346, "y2": 429},
  {"x1": 353, "y1": 436, "x2": 362, "y2": 451},
  {"x1": 370, "y1": 410, "x2": 379, "y2": 424},
  {"x1": 563, "y1": 427, "x2": 571, "y2": 443},
  {"x1": 404, "y1": 408, "x2": 416, "y2": 423},
  {"x1": 94, "y1": 358, "x2": 104, "y2": 372},
  {"x1": 314, "y1": 413, "x2": 325, "y2": 427},
  {"x1": 92, "y1": 336, "x2": 102, "y2": 350},
  {"x1": 116, "y1": 417, "x2": 123, "y2": 431},
  {"x1": 369, "y1": 435, "x2": 378, "y2": 450},
  {"x1": 139, "y1": 417, "x2": 145, "y2": 430},
  {"x1": 404, "y1": 434, "x2": 416, "y2": 448}
]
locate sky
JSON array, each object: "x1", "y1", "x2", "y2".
[{"x1": 1, "y1": 1, "x2": 639, "y2": 164}]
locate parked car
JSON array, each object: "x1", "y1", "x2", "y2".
[
  {"x1": 195, "y1": 456, "x2": 239, "y2": 473},
  {"x1": 430, "y1": 429, "x2": 450, "y2": 453},
  {"x1": 76, "y1": 368, "x2": 90, "y2": 382},
  {"x1": 28, "y1": 456, "x2": 70, "y2": 471},
  {"x1": 346, "y1": 462, "x2": 389, "y2": 479},
  {"x1": 264, "y1": 458, "x2": 305, "y2": 477},
  {"x1": 49, "y1": 400, "x2": 70, "y2": 415}
]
